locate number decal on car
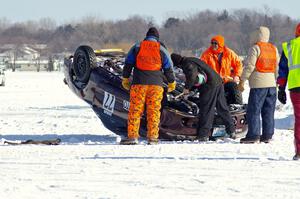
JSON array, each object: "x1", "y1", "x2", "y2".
[
  {"x1": 103, "y1": 91, "x2": 116, "y2": 116},
  {"x1": 123, "y1": 100, "x2": 130, "y2": 111}
]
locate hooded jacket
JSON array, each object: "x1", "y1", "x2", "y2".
[
  {"x1": 241, "y1": 26, "x2": 280, "y2": 88},
  {"x1": 200, "y1": 35, "x2": 243, "y2": 82}
]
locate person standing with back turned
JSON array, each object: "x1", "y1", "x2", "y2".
[
  {"x1": 238, "y1": 26, "x2": 279, "y2": 144},
  {"x1": 277, "y1": 23, "x2": 300, "y2": 160},
  {"x1": 120, "y1": 27, "x2": 176, "y2": 145}
]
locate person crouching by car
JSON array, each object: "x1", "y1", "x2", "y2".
[
  {"x1": 120, "y1": 27, "x2": 176, "y2": 145},
  {"x1": 171, "y1": 53, "x2": 236, "y2": 141}
]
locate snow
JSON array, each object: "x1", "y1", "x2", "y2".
[{"x1": 0, "y1": 71, "x2": 299, "y2": 199}]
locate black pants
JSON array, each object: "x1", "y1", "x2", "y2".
[
  {"x1": 224, "y1": 81, "x2": 243, "y2": 105},
  {"x1": 195, "y1": 84, "x2": 235, "y2": 138}
]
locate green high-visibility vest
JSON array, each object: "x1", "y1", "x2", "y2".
[{"x1": 282, "y1": 37, "x2": 300, "y2": 89}]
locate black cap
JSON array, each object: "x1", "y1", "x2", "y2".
[
  {"x1": 146, "y1": 27, "x2": 159, "y2": 39},
  {"x1": 171, "y1": 53, "x2": 183, "y2": 67}
]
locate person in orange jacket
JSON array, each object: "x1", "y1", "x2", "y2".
[
  {"x1": 200, "y1": 35, "x2": 243, "y2": 104},
  {"x1": 120, "y1": 27, "x2": 176, "y2": 145}
]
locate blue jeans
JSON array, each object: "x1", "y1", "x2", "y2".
[{"x1": 246, "y1": 87, "x2": 276, "y2": 139}]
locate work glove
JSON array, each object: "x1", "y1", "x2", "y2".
[
  {"x1": 122, "y1": 78, "x2": 130, "y2": 90},
  {"x1": 183, "y1": 88, "x2": 189, "y2": 95},
  {"x1": 223, "y1": 76, "x2": 233, "y2": 82},
  {"x1": 182, "y1": 88, "x2": 190, "y2": 100},
  {"x1": 237, "y1": 81, "x2": 245, "y2": 92},
  {"x1": 233, "y1": 76, "x2": 240, "y2": 83},
  {"x1": 278, "y1": 87, "x2": 286, "y2": 104},
  {"x1": 167, "y1": 81, "x2": 176, "y2": 92}
]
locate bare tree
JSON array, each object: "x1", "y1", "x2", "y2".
[{"x1": 0, "y1": 8, "x2": 298, "y2": 56}]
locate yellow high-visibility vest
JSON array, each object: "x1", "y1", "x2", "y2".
[{"x1": 282, "y1": 37, "x2": 300, "y2": 89}]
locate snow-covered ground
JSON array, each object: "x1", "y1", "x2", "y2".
[{"x1": 0, "y1": 71, "x2": 299, "y2": 199}]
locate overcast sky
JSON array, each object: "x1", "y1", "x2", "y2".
[{"x1": 1, "y1": 0, "x2": 299, "y2": 25}]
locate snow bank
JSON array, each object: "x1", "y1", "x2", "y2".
[{"x1": 0, "y1": 71, "x2": 299, "y2": 199}]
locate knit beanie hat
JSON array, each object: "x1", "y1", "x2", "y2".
[
  {"x1": 295, "y1": 23, "x2": 300, "y2": 37},
  {"x1": 146, "y1": 27, "x2": 159, "y2": 39},
  {"x1": 171, "y1": 53, "x2": 183, "y2": 67}
]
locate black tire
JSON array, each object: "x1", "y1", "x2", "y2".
[
  {"x1": 224, "y1": 82, "x2": 243, "y2": 105},
  {"x1": 73, "y1": 45, "x2": 96, "y2": 83}
]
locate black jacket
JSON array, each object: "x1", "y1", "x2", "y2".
[{"x1": 180, "y1": 57, "x2": 223, "y2": 90}]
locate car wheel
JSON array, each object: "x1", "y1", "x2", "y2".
[{"x1": 73, "y1": 45, "x2": 96, "y2": 83}]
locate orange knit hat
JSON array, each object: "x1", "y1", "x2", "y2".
[
  {"x1": 295, "y1": 23, "x2": 300, "y2": 37},
  {"x1": 211, "y1": 35, "x2": 225, "y2": 47}
]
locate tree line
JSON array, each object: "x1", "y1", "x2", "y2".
[{"x1": 0, "y1": 8, "x2": 298, "y2": 56}]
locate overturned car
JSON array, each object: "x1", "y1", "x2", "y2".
[{"x1": 64, "y1": 46, "x2": 247, "y2": 141}]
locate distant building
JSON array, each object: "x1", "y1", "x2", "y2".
[{"x1": 0, "y1": 44, "x2": 62, "y2": 72}]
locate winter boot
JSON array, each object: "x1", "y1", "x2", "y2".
[
  {"x1": 120, "y1": 138, "x2": 138, "y2": 145},
  {"x1": 293, "y1": 154, "x2": 300, "y2": 161},
  {"x1": 197, "y1": 136, "x2": 209, "y2": 142},
  {"x1": 240, "y1": 137, "x2": 260, "y2": 144},
  {"x1": 260, "y1": 136, "x2": 272, "y2": 143},
  {"x1": 147, "y1": 138, "x2": 159, "y2": 145},
  {"x1": 197, "y1": 130, "x2": 209, "y2": 142}
]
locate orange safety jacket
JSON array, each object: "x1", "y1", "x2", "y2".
[
  {"x1": 200, "y1": 46, "x2": 242, "y2": 82},
  {"x1": 255, "y1": 42, "x2": 277, "y2": 73},
  {"x1": 136, "y1": 40, "x2": 162, "y2": 71}
]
